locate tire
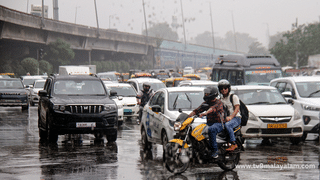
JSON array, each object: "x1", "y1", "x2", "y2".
[
  {"x1": 39, "y1": 129, "x2": 47, "y2": 141},
  {"x1": 161, "y1": 131, "x2": 168, "y2": 149},
  {"x1": 217, "y1": 141, "x2": 241, "y2": 171},
  {"x1": 141, "y1": 127, "x2": 152, "y2": 150},
  {"x1": 47, "y1": 113, "x2": 58, "y2": 143},
  {"x1": 290, "y1": 137, "x2": 301, "y2": 145},
  {"x1": 164, "y1": 142, "x2": 190, "y2": 174},
  {"x1": 106, "y1": 131, "x2": 117, "y2": 142},
  {"x1": 94, "y1": 132, "x2": 104, "y2": 140},
  {"x1": 300, "y1": 132, "x2": 308, "y2": 142}
]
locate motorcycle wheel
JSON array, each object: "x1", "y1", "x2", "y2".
[
  {"x1": 217, "y1": 142, "x2": 241, "y2": 171},
  {"x1": 164, "y1": 142, "x2": 190, "y2": 174}
]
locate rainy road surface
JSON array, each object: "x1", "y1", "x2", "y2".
[{"x1": 0, "y1": 106, "x2": 319, "y2": 180}]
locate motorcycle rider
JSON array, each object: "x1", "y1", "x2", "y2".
[
  {"x1": 188, "y1": 86, "x2": 225, "y2": 158},
  {"x1": 136, "y1": 82, "x2": 154, "y2": 123},
  {"x1": 218, "y1": 79, "x2": 241, "y2": 151}
]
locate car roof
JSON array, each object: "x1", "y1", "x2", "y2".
[
  {"x1": 179, "y1": 80, "x2": 218, "y2": 85},
  {"x1": 232, "y1": 85, "x2": 277, "y2": 90},
  {"x1": 0, "y1": 78, "x2": 21, "y2": 81},
  {"x1": 270, "y1": 76, "x2": 320, "y2": 83},
  {"x1": 104, "y1": 83, "x2": 132, "y2": 87},
  {"x1": 128, "y1": 78, "x2": 163, "y2": 83},
  {"x1": 164, "y1": 87, "x2": 205, "y2": 93},
  {"x1": 21, "y1": 75, "x2": 46, "y2": 79},
  {"x1": 34, "y1": 79, "x2": 46, "y2": 82},
  {"x1": 52, "y1": 75, "x2": 101, "y2": 80}
]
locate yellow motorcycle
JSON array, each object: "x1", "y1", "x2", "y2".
[{"x1": 164, "y1": 112, "x2": 243, "y2": 174}]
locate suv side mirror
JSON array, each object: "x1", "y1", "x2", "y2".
[
  {"x1": 151, "y1": 105, "x2": 161, "y2": 112},
  {"x1": 38, "y1": 90, "x2": 47, "y2": 97},
  {"x1": 282, "y1": 91, "x2": 292, "y2": 98},
  {"x1": 110, "y1": 90, "x2": 117, "y2": 97}
]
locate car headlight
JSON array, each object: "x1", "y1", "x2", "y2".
[
  {"x1": 301, "y1": 104, "x2": 320, "y2": 111},
  {"x1": 104, "y1": 104, "x2": 117, "y2": 111},
  {"x1": 248, "y1": 112, "x2": 258, "y2": 121},
  {"x1": 53, "y1": 104, "x2": 66, "y2": 112},
  {"x1": 174, "y1": 121, "x2": 181, "y2": 131},
  {"x1": 293, "y1": 109, "x2": 301, "y2": 121}
]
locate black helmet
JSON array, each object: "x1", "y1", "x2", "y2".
[
  {"x1": 203, "y1": 86, "x2": 219, "y2": 102},
  {"x1": 218, "y1": 79, "x2": 231, "y2": 92},
  {"x1": 143, "y1": 82, "x2": 151, "y2": 91}
]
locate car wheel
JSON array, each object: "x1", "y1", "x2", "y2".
[
  {"x1": 161, "y1": 131, "x2": 168, "y2": 149},
  {"x1": 47, "y1": 113, "x2": 58, "y2": 143},
  {"x1": 301, "y1": 132, "x2": 308, "y2": 142},
  {"x1": 106, "y1": 131, "x2": 117, "y2": 142},
  {"x1": 141, "y1": 127, "x2": 152, "y2": 150},
  {"x1": 38, "y1": 115, "x2": 47, "y2": 141},
  {"x1": 290, "y1": 137, "x2": 301, "y2": 145}
]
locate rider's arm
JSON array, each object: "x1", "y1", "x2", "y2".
[{"x1": 229, "y1": 104, "x2": 240, "y2": 119}]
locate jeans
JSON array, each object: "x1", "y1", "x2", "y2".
[
  {"x1": 225, "y1": 117, "x2": 241, "y2": 142},
  {"x1": 207, "y1": 122, "x2": 224, "y2": 152}
]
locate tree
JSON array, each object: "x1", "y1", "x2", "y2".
[
  {"x1": 194, "y1": 31, "x2": 212, "y2": 47},
  {"x1": 268, "y1": 32, "x2": 286, "y2": 50},
  {"x1": 39, "y1": 60, "x2": 53, "y2": 75},
  {"x1": 248, "y1": 42, "x2": 269, "y2": 55},
  {"x1": 45, "y1": 38, "x2": 75, "y2": 72},
  {"x1": 142, "y1": 22, "x2": 179, "y2": 42},
  {"x1": 21, "y1": 57, "x2": 39, "y2": 75}
]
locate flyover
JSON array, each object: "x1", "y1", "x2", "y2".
[{"x1": 0, "y1": 5, "x2": 157, "y2": 65}]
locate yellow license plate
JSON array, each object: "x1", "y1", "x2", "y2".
[{"x1": 267, "y1": 124, "x2": 287, "y2": 128}]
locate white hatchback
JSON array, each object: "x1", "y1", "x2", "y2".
[
  {"x1": 140, "y1": 87, "x2": 205, "y2": 150},
  {"x1": 104, "y1": 83, "x2": 139, "y2": 121},
  {"x1": 232, "y1": 85, "x2": 304, "y2": 144},
  {"x1": 104, "y1": 83, "x2": 124, "y2": 126}
]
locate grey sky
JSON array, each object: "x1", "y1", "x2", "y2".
[{"x1": 1, "y1": 0, "x2": 320, "y2": 47}]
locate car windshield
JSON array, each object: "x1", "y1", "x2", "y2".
[
  {"x1": 54, "y1": 80, "x2": 106, "y2": 95},
  {"x1": 235, "y1": 89, "x2": 287, "y2": 105},
  {"x1": 138, "y1": 82, "x2": 166, "y2": 91},
  {"x1": 34, "y1": 81, "x2": 45, "y2": 88},
  {"x1": 108, "y1": 86, "x2": 137, "y2": 97},
  {"x1": 244, "y1": 70, "x2": 282, "y2": 85},
  {"x1": 295, "y1": 82, "x2": 320, "y2": 98},
  {"x1": 157, "y1": 74, "x2": 169, "y2": 79},
  {"x1": 98, "y1": 74, "x2": 117, "y2": 81},
  {"x1": 0, "y1": 79, "x2": 24, "y2": 89},
  {"x1": 23, "y1": 78, "x2": 43, "y2": 86},
  {"x1": 168, "y1": 91, "x2": 204, "y2": 110}
]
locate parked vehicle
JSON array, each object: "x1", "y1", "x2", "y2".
[
  {"x1": 140, "y1": 87, "x2": 205, "y2": 151},
  {"x1": 164, "y1": 112, "x2": 242, "y2": 174},
  {"x1": 232, "y1": 85, "x2": 304, "y2": 144},
  {"x1": 30, "y1": 79, "x2": 46, "y2": 106},
  {"x1": 270, "y1": 76, "x2": 320, "y2": 141},
  {"x1": 211, "y1": 54, "x2": 282, "y2": 85},
  {"x1": 38, "y1": 74, "x2": 118, "y2": 143},
  {"x1": 0, "y1": 78, "x2": 29, "y2": 110}
]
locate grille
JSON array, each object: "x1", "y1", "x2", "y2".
[
  {"x1": 66, "y1": 105, "x2": 103, "y2": 114},
  {"x1": 124, "y1": 104, "x2": 136, "y2": 107},
  {"x1": 260, "y1": 116, "x2": 291, "y2": 123},
  {"x1": 261, "y1": 128, "x2": 292, "y2": 134}
]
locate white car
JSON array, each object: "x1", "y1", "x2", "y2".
[
  {"x1": 127, "y1": 78, "x2": 166, "y2": 93},
  {"x1": 104, "y1": 83, "x2": 124, "y2": 126},
  {"x1": 140, "y1": 87, "x2": 205, "y2": 150},
  {"x1": 232, "y1": 85, "x2": 304, "y2": 144},
  {"x1": 178, "y1": 80, "x2": 218, "y2": 88},
  {"x1": 30, "y1": 79, "x2": 46, "y2": 106},
  {"x1": 104, "y1": 83, "x2": 139, "y2": 121},
  {"x1": 270, "y1": 76, "x2": 320, "y2": 141}
]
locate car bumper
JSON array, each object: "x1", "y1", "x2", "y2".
[
  {"x1": 50, "y1": 110, "x2": 118, "y2": 135},
  {"x1": 241, "y1": 119, "x2": 304, "y2": 138},
  {"x1": 123, "y1": 106, "x2": 139, "y2": 118},
  {"x1": 301, "y1": 110, "x2": 320, "y2": 132},
  {"x1": 31, "y1": 94, "x2": 40, "y2": 103},
  {"x1": 0, "y1": 97, "x2": 28, "y2": 106}
]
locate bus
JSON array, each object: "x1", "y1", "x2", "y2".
[{"x1": 211, "y1": 54, "x2": 282, "y2": 85}]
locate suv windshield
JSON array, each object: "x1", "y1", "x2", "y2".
[
  {"x1": 296, "y1": 81, "x2": 320, "y2": 98},
  {"x1": 168, "y1": 91, "x2": 203, "y2": 110},
  {"x1": 108, "y1": 86, "x2": 136, "y2": 97},
  {"x1": 34, "y1": 81, "x2": 45, "y2": 88},
  {"x1": 236, "y1": 89, "x2": 287, "y2": 105},
  {"x1": 138, "y1": 82, "x2": 166, "y2": 91},
  {"x1": 244, "y1": 70, "x2": 282, "y2": 85},
  {"x1": 54, "y1": 80, "x2": 106, "y2": 95},
  {"x1": 0, "y1": 79, "x2": 24, "y2": 89}
]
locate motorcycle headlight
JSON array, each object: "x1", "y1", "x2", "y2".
[
  {"x1": 301, "y1": 104, "x2": 320, "y2": 111},
  {"x1": 174, "y1": 122, "x2": 181, "y2": 131},
  {"x1": 53, "y1": 104, "x2": 66, "y2": 112},
  {"x1": 104, "y1": 104, "x2": 117, "y2": 111},
  {"x1": 248, "y1": 112, "x2": 258, "y2": 121},
  {"x1": 293, "y1": 109, "x2": 301, "y2": 121}
]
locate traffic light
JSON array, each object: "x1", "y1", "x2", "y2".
[{"x1": 39, "y1": 49, "x2": 44, "y2": 59}]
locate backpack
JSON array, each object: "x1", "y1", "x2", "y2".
[{"x1": 230, "y1": 94, "x2": 249, "y2": 126}]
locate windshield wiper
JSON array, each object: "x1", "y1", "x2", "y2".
[
  {"x1": 173, "y1": 95, "x2": 179, "y2": 110},
  {"x1": 247, "y1": 101, "x2": 270, "y2": 105},
  {"x1": 272, "y1": 102, "x2": 287, "y2": 104},
  {"x1": 308, "y1": 90, "x2": 320, "y2": 97},
  {"x1": 185, "y1": 93, "x2": 192, "y2": 109}
]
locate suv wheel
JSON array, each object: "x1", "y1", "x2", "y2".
[
  {"x1": 47, "y1": 113, "x2": 58, "y2": 143},
  {"x1": 106, "y1": 131, "x2": 117, "y2": 142}
]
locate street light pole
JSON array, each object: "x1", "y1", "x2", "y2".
[
  {"x1": 94, "y1": 0, "x2": 100, "y2": 37},
  {"x1": 75, "y1": 6, "x2": 80, "y2": 24},
  {"x1": 180, "y1": 0, "x2": 187, "y2": 51},
  {"x1": 209, "y1": 2, "x2": 215, "y2": 54},
  {"x1": 231, "y1": 11, "x2": 238, "y2": 52}
]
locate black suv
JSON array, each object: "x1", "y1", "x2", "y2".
[{"x1": 38, "y1": 74, "x2": 118, "y2": 143}]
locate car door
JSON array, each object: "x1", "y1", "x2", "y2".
[
  {"x1": 144, "y1": 92, "x2": 160, "y2": 142},
  {"x1": 151, "y1": 92, "x2": 165, "y2": 143},
  {"x1": 39, "y1": 78, "x2": 52, "y2": 129}
]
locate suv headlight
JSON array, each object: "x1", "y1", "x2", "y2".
[
  {"x1": 53, "y1": 104, "x2": 66, "y2": 112},
  {"x1": 248, "y1": 112, "x2": 258, "y2": 121},
  {"x1": 104, "y1": 104, "x2": 117, "y2": 111},
  {"x1": 293, "y1": 109, "x2": 301, "y2": 120},
  {"x1": 301, "y1": 104, "x2": 320, "y2": 111}
]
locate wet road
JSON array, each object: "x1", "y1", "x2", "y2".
[{"x1": 0, "y1": 106, "x2": 319, "y2": 180}]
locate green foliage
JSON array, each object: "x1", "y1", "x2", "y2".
[
  {"x1": 92, "y1": 60, "x2": 133, "y2": 73},
  {"x1": 21, "y1": 57, "x2": 39, "y2": 75},
  {"x1": 270, "y1": 23, "x2": 320, "y2": 67},
  {"x1": 248, "y1": 42, "x2": 269, "y2": 55},
  {"x1": 142, "y1": 22, "x2": 179, "y2": 41},
  {"x1": 45, "y1": 38, "x2": 75, "y2": 72},
  {"x1": 39, "y1": 60, "x2": 53, "y2": 75}
]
